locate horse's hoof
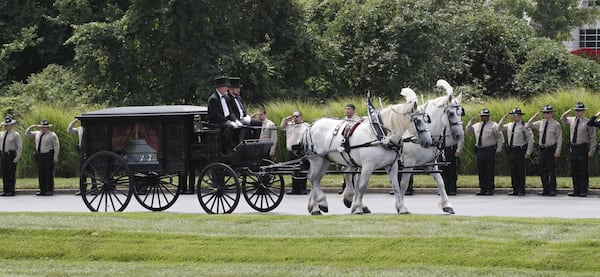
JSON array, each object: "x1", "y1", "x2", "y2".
[
  {"x1": 311, "y1": 211, "x2": 322, "y2": 215},
  {"x1": 319, "y1": 205, "x2": 329, "y2": 213},
  {"x1": 443, "y1": 207, "x2": 455, "y2": 214},
  {"x1": 362, "y1": 207, "x2": 371, "y2": 214},
  {"x1": 343, "y1": 199, "x2": 352, "y2": 208}
]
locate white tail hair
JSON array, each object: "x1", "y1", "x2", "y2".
[
  {"x1": 401, "y1": 88, "x2": 418, "y2": 104},
  {"x1": 436, "y1": 79, "x2": 453, "y2": 95}
]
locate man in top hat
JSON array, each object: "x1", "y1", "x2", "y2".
[
  {"x1": 207, "y1": 76, "x2": 242, "y2": 154},
  {"x1": 526, "y1": 105, "x2": 562, "y2": 196},
  {"x1": 0, "y1": 117, "x2": 22, "y2": 196},
  {"x1": 227, "y1": 77, "x2": 262, "y2": 141},
  {"x1": 466, "y1": 108, "x2": 504, "y2": 195},
  {"x1": 25, "y1": 119, "x2": 60, "y2": 196},
  {"x1": 560, "y1": 102, "x2": 596, "y2": 197},
  {"x1": 498, "y1": 108, "x2": 534, "y2": 195}
]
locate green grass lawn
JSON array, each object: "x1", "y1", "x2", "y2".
[
  {"x1": 15, "y1": 175, "x2": 600, "y2": 190},
  {"x1": 1, "y1": 213, "x2": 600, "y2": 276}
]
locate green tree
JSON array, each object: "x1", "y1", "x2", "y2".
[{"x1": 493, "y1": 0, "x2": 600, "y2": 40}]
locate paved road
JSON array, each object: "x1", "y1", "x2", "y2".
[{"x1": 0, "y1": 191, "x2": 598, "y2": 218}]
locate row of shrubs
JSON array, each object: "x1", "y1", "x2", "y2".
[{"x1": 7, "y1": 89, "x2": 600, "y2": 178}]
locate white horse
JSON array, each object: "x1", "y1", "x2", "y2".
[
  {"x1": 302, "y1": 91, "x2": 432, "y2": 215},
  {"x1": 392, "y1": 79, "x2": 464, "y2": 214}
]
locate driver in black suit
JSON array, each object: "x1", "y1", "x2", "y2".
[{"x1": 207, "y1": 76, "x2": 242, "y2": 154}]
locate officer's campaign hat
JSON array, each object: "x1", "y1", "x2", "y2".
[
  {"x1": 541, "y1": 105, "x2": 554, "y2": 113},
  {"x1": 574, "y1": 101, "x2": 587, "y2": 111},
  {"x1": 509, "y1": 107, "x2": 525, "y2": 115},
  {"x1": 39, "y1": 119, "x2": 52, "y2": 128},
  {"x1": 478, "y1": 108, "x2": 491, "y2": 116},
  {"x1": 1, "y1": 117, "x2": 16, "y2": 126}
]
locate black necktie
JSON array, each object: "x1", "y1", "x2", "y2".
[
  {"x1": 478, "y1": 121, "x2": 485, "y2": 147},
  {"x1": 235, "y1": 96, "x2": 246, "y2": 117},
  {"x1": 2, "y1": 131, "x2": 8, "y2": 152},
  {"x1": 38, "y1": 132, "x2": 45, "y2": 153},
  {"x1": 572, "y1": 118, "x2": 579, "y2": 144},
  {"x1": 541, "y1": 121, "x2": 548, "y2": 145},
  {"x1": 510, "y1": 123, "x2": 516, "y2": 147}
]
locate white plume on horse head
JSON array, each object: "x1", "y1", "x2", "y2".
[
  {"x1": 401, "y1": 88, "x2": 418, "y2": 104},
  {"x1": 436, "y1": 79, "x2": 453, "y2": 96}
]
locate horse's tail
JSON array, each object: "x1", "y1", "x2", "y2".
[{"x1": 300, "y1": 125, "x2": 313, "y2": 155}]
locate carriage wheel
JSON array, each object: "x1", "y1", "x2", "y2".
[
  {"x1": 242, "y1": 159, "x2": 285, "y2": 212},
  {"x1": 133, "y1": 171, "x2": 180, "y2": 211},
  {"x1": 197, "y1": 163, "x2": 240, "y2": 214},
  {"x1": 80, "y1": 151, "x2": 133, "y2": 212}
]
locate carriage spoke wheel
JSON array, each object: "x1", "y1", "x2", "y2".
[
  {"x1": 133, "y1": 171, "x2": 180, "y2": 211},
  {"x1": 80, "y1": 151, "x2": 133, "y2": 212},
  {"x1": 197, "y1": 163, "x2": 240, "y2": 214},
  {"x1": 242, "y1": 159, "x2": 285, "y2": 212}
]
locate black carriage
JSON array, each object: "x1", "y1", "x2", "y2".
[{"x1": 77, "y1": 105, "x2": 284, "y2": 213}]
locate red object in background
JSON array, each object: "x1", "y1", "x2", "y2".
[{"x1": 570, "y1": 48, "x2": 600, "y2": 61}]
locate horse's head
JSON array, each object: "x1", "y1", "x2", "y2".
[
  {"x1": 446, "y1": 96, "x2": 465, "y2": 140},
  {"x1": 410, "y1": 103, "x2": 433, "y2": 148},
  {"x1": 432, "y1": 79, "x2": 464, "y2": 141}
]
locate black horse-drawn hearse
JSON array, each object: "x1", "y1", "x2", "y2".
[{"x1": 77, "y1": 105, "x2": 284, "y2": 213}]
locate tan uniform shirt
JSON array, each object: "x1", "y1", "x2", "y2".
[
  {"x1": 259, "y1": 119, "x2": 277, "y2": 156},
  {"x1": 526, "y1": 119, "x2": 562, "y2": 155},
  {"x1": 560, "y1": 113, "x2": 596, "y2": 154},
  {"x1": 0, "y1": 130, "x2": 23, "y2": 162},
  {"x1": 498, "y1": 119, "x2": 534, "y2": 156},
  {"x1": 281, "y1": 119, "x2": 309, "y2": 152},
  {"x1": 466, "y1": 120, "x2": 504, "y2": 151},
  {"x1": 25, "y1": 127, "x2": 60, "y2": 162}
]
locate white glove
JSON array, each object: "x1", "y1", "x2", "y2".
[
  {"x1": 234, "y1": 120, "x2": 244, "y2": 128},
  {"x1": 240, "y1": 115, "x2": 251, "y2": 125}
]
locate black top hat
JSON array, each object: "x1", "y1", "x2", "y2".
[
  {"x1": 2, "y1": 117, "x2": 16, "y2": 125},
  {"x1": 39, "y1": 119, "x2": 52, "y2": 127},
  {"x1": 478, "y1": 108, "x2": 491, "y2": 116},
  {"x1": 574, "y1": 101, "x2": 587, "y2": 111},
  {"x1": 345, "y1": 103, "x2": 356, "y2": 110},
  {"x1": 214, "y1": 76, "x2": 230, "y2": 88},
  {"x1": 541, "y1": 105, "x2": 554, "y2": 112},
  {"x1": 229, "y1": 77, "x2": 242, "y2": 88},
  {"x1": 509, "y1": 107, "x2": 525, "y2": 115}
]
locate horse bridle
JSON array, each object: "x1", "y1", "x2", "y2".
[{"x1": 412, "y1": 111, "x2": 431, "y2": 134}]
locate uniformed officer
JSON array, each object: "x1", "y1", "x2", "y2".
[
  {"x1": 560, "y1": 102, "x2": 596, "y2": 197},
  {"x1": 465, "y1": 108, "x2": 504, "y2": 195},
  {"x1": 281, "y1": 110, "x2": 310, "y2": 194},
  {"x1": 25, "y1": 119, "x2": 60, "y2": 196},
  {"x1": 441, "y1": 118, "x2": 465, "y2": 196},
  {"x1": 526, "y1": 105, "x2": 562, "y2": 196},
  {"x1": 0, "y1": 117, "x2": 22, "y2": 196},
  {"x1": 498, "y1": 108, "x2": 534, "y2": 195}
]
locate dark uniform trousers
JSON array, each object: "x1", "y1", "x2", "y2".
[
  {"x1": 539, "y1": 145, "x2": 557, "y2": 194},
  {"x1": 288, "y1": 150, "x2": 307, "y2": 193},
  {"x1": 508, "y1": 146, "x2": 527, "y2": 194},
  {"x1": 441, "y1": 145, "x2": 458, "y2": 194},
  {"x1": 37, "y1": 150, "x2": 55, "y2": 193},
  {"x1": 476, "y1": 146, "x2": 496, "y2": 193},
  {"x1": 1, "y1": 151, "x2": 17, "y2": 193},
  {"x1": 570, "y1": 143, "x2": 589, "y2": 195}
]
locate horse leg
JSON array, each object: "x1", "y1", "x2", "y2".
[
  {"x1": 306, "y1": 158, "x2": 330, "y2": 215},
  {"x1": 351, "y1": 166, "x2": 374, "y2": 214},
  {"x1": 392, "y1": 163, "x2": 411, "y2": 214},
  {"x1": 342, "y1": 168, "x2": 357, "y2": 208},
  {"x1": 430, "y1": 165, "x2": 454, "y2": 214}
]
